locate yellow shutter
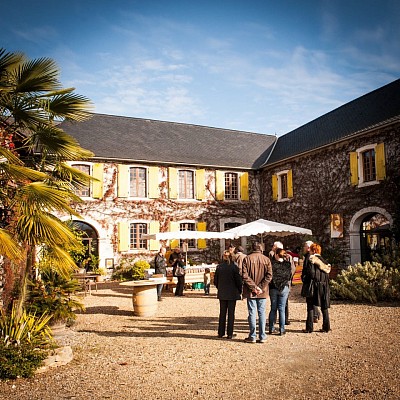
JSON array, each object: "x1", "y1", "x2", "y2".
[
  {"x1": 196, "y1": 169, "x2": 205, "y2": 200},
  {"x1": 272, "y1": 174, "x2": 278, "y2": 201},
  {"x1": 168, "y1": 167, "x2": 178, "y2": 199},
  {"x1": 197, "y1": 221, "x2": 207, "y2": 249},
  {"x1": 240, "y1": 172, "x2": 249, "y2": 201},
  {"x1": 350, "y1": 152, "x2": 358, "y2": 186},
  {"x1": 118, "y1": 222, "x2": 129, "y2": 252},
  {"x1": 375, "y1": 143, "x2": 386, "y2": 181},
  {"x1": 169, "y1": 221, "x2": 180, "y2": 249},
  {"x1": 215, "y1": 170, "x2": 225, "y2": 200},
  {"x1": 92, "y1": 163, "x2": 103, "y2": 199},
  {"x1": 148, "y1": 166, "x2": 159, "y2": 198},
  {"x1": 149, "y1": 221, "x2": 160, "y2": 251},
  {"x1": 287, "y1": 169, "x2": 293, "y2": 198},
  {"x1": 117, "y1": 165, "x2": 129, "y2": 197}
]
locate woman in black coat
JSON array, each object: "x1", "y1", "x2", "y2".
[
  {"x1": 301, "y1": 243, "x2": 331, "y2": 333},
  {"x1": 214, "y1": 251, "x2": 243, "y2": 339}
]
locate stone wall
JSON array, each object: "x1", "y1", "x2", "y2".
[{"x1": 260, "y1": 122, "x2": 400, "y2": 266}]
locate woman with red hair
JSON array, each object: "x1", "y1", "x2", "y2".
[{"x1": 301, "y1": 243, "x2": 331, "y2": 333}]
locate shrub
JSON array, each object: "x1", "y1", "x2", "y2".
[
  {"x1": 27, "y1": 270, "x2": 85, "y2": 325},
  {"x1": 0, "y1": 304, "x2": 52, "y2": 347},
  {"x1": 0, "y1": 342, "x2": 47, "y2": 379},
  {"x1": 112, "y1": 258, "x2": 150, "y2": 281},
  {"x1": 330, "y1": 262, "x2": 400, "y2": 303}
]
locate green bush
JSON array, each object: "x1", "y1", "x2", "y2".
[
  {"x1": 0, "y1": 342, "x2": 47, "y2": 379},
  {"x1": 27, "y1": 270, "x2": 85, "y2": 325},
  {"x1": 112, "y1": 258, "x2": 150, "y2": 281},
  {"x1": 330, "y1": 262, "x2": 400, "y2": 303}
]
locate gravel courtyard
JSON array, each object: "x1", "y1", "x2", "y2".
[{"x1": 1, "y1": 283, "x2": 399, "y2": 400}]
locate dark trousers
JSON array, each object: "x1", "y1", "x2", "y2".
[
  {"x1": 175, "y1": 275, "x2": 185, "y2": 296},
  {"x1": 218, "y1": 300, "x2": 237, "y2": 337},
  {"x1": 306, "y1": 297, "x2": 330, "y2": 332},
  {"x1": 156, "y1": 284, "x2": 163, "y2": 300}
]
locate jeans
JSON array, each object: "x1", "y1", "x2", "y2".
[
  {"x1": 204, "y1": 283, "x2": 210, "y2": 295},
  {"x1": 218, "y1": 300, "x2": 237, "y2": 337},
  {"x1": 246, "y1": 298, "x2": 267, "y2": 341},
  {"x1": 269, "y1": 286, "x2": 289, "y2": 333}
]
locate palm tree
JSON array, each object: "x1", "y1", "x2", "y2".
[{"x1": 0, "y1": 48, "x2": 94, "y2": 312}]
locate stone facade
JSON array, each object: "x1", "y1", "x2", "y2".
[{"x1": 260, "y1": 122, "x2": 400, "y2": 267}]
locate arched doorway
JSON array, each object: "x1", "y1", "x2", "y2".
[
  {"x1": 72, "y1": 220, "x2": 99, "y2": 269},
  {"x1": 349, "y1": 207, "x2": 393, "y2": 265},
  {"x1": 360, "y1": 213, "x2": 392, "y2": 263}
]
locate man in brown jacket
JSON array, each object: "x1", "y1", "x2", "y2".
[{"x1": 242, "y1": 242, "x2": 273, "y2": 343}]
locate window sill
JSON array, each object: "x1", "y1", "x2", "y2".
[{"x1": 358, "y1": 180, "x2": 380, "y2": 188}]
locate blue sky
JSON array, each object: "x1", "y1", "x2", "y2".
[{"x1": 2, "y1": 0, "x2": 399, "y2": 136}]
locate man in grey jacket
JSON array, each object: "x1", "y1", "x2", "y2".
[{"x1": 242, "y1": 242, "x2": 273, "y2": 343}]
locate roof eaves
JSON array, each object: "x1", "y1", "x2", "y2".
[{"x1": 264, "y1": 116, "x2": 400, "y2": 169}]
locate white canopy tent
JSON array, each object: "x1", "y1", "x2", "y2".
[{"x1": 221, "y1": 218, "x2": 312, "y2": 241}]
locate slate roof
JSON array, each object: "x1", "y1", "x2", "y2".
[
  {"x1": 61, "y1": 115, "x2": 276, "y2": 169},
  {"x1": 266, "y1": 79, "x2": 400, "y2": 165}
]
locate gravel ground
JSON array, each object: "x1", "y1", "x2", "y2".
[{"x1": 1, "y1": 283, "x2": 399, "y2": 400}]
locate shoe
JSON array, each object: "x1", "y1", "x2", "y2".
[
  {"x1": 319, "y1": 328, "x2": 330, "y2": 333},
  {"x1": 302, "y1": 329, "x2": 313, "y2": 333},
  {"x1": 217, "y1": 335, "x2": 224, "y2": 338},
  {"x1": 157, "y1": 297, "x2": 162, "y2": 301},
  {"x1": 285, "y1": 321, "x2": 291, "y2": 325},
  {"x1": 268, "y1": 330, "x2": 276, "y2": 335},
  {"x1": 279, "y1": 331, "x2": 286, "y2": 336},
  {"x1": 227, "y1": 334, "x2": 237, "y2": 339},
  {"x1": 258, "y1": 339, "x2": 266, "y2": 344},
  {"x1": 244, "y1": 337, "x2": 256, "y2": 344},
  {"x1": 313, "y1": 317, "x2": 319, "y2": 323}
]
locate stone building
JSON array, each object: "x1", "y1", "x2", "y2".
[{"x1": 62, "y1": 78, "x2": 400, "y2": 269}]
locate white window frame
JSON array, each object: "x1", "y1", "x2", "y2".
[
  {"x1": 178, "y1": 169, "x2": 196, "y2": 200},
  {"x1": 129, "y1": 220, "x2": 149, "y2": 251},
  {"x1": 277, "y1": 169, "x2": 290, "y2": 202},
  {"x1": 179, "y1": 220, "x2": 197, "y2": 249},
  {"x1": 224, "y1": 171, "x2": 240, "y2": 201},
  {"x1": 128, "y1": 165, "x2": 148, "y2": 199},
  {"x1": 70, "y1": 161, "x2": 93, "y2": 199},
  {"x1": 357, "y1": 144, "x2": 379, "y2": 188}
]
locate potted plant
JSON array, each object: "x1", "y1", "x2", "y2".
[{"x1": 94, "y1": 267, "x2": 107, "y2": 282}]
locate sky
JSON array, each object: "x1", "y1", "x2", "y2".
[{"x1": 2, "y1": 0, "x2": 400, "y2": 136}]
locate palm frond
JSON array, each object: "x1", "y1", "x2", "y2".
[
  {"x1": 15, "y1": 57, "x2": 61, "y2": 94},
  {"x1": 47, "y1": 92, "x2": 93, "y2": 122},
  {"x1": 0, "y1": 228, "x2": 22, "y2": 260},
  {"x1": 23, "y1": 124, "x2": 94, "y2": 160},
  {"x1": 38, "y1": 245, "x2": 78, "y2": 278},
  {"x1": 18, "y1": 181, "x2": 81, "y2": 216},
  {"x1": 0, "y1": 162, "x2": 48, "y2": 183},
  {"x1": 52, "y1": 162, "x2": 96, "y2": 189},
  {"x1": 16, "y1": 212, "x2": 80, "y2": 247}
]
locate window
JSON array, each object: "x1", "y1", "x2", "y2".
[
  {"x1": 224, "y1": 172, "x2": 238, "y2": 200},
  {"x1": 350, "y1": 143, "x2": 385, "y2": 187},
  {"x1": 279, "y1": 173, "x2": 288, "y2": 199},
  {"x1": 272, "y1": 170, "x2": 293, "y2": 201},
  {"x1": 73, "y1": 164, "x2": 91, "y2": 197},
  {"x1": 361, "y1": 149, "x2": 376, "y2": 182},
  {"x1": 130, "y1": 223, "x2": 148, "y2": 250},
  {"x1": 130, "y1": 167, "x2": 147, "y2": 197},
  {"x1": 178, "y1": 170, "x2": 194, "y2": 199},
  {"x1": 180, "y1": 222, "x2": 195, "y2": 248}
]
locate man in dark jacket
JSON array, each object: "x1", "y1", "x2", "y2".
[
  {"x1": 214, "y1": 251, "x2": 242, "y2": 339},
  {"x1": 154, "y1": 246, "x2": 167, "y2": 301},
  {"x1": 242, "y1": 242, "x2": 273, "y2": 343}
]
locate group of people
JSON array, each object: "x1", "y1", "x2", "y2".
[
  {"x1": 153, "y1": 238, "x2": 331, "y2": 342},
  {"x1": 214, "y1": 240, "x2": 331, "y2": 342}
]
